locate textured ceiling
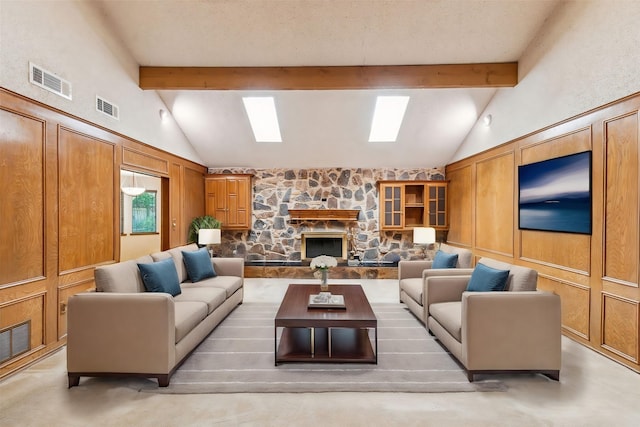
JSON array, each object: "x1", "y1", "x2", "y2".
[{"x1": 95, "y1": 0, "x2": 559, "y2": 169}]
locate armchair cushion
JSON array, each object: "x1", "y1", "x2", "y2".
[
  {"x1": 466, "y1": 263, "x2": 509, "y2": 292},
  {"x1": 182, "y1": 248, "x2": 216, "y2": 282},
  {"x1": 428, "y1": 302, "x2": 462, "y2": 342},
  {"x1": 440, "y1": 243, "x2": 472, "y2": 268},
  {"x1": 432, "y1": 250, "x2": 459, "y2": 269},
  {"x1": 138, "y1": 258, "x2": 182, "y2": 297},
  {"x1": 401, "y1": 278, "x2": 424, "y2": 305},
  {"x1": 478, "y1": 258, "x2": 538, "y2": 291}
]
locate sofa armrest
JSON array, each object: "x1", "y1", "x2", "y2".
[
  {"x1": 398, "y1": 260, "x2": 432, "y2": 280},
  {"x1": 212, "y1": 257, "x2": 244, "y2": 278},
  {"x1": 461, "y1": 291, "x2": 561, "y2": 371},
  {"x1": 422, "y1": 267, "x2": 474, "y2": 280},
  {"x1": 67, "y1": 292, "x2": 176, "y2": 374},
  {"x1": 424, "y1": 274, "x2": 471, "y2": 306}
]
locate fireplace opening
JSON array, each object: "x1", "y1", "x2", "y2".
[{"x1": 301, "y1": 232, "x2": 347, "y2": 260}]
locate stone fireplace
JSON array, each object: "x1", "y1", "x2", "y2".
[{"x1": 301, "y1": 231, "x2": 348, "y2": 260}]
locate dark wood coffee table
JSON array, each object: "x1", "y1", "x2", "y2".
[{"x1": 274, "y1": 284, "x2": 377, "y2": 365}]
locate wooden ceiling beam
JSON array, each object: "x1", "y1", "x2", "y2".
[{"x1": 139, "y1": 63, "x2": 518, "y2": 90}]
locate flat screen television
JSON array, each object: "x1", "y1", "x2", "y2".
[{"x1": 518, "y1": 150, "x2": 592, "y2": 234}]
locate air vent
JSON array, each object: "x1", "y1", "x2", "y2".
[
  {"x1": 0, "y1": 321, "x2": 31, "y2": 364},
  {"x1": 96, "y1": 96, "x2": 120, "y2": 120},
  {"x1": 29, "y1": 62, "x2": 72, "y2": 100}
]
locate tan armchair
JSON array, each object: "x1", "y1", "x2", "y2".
[
  {"x1": 425, "y1": 257, "x2": 561, "y2": 382},
  {"x1": 399, "y1": 243, "x2": 472, "y2": 323}
]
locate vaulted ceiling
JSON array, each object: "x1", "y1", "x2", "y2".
[{"x1": 94, "y1": 0, "x2": 559, "y2": 169}]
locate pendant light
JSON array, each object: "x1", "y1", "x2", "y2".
[{"x1": 121, "y1": 171, "x2": 145, "y2": 196}]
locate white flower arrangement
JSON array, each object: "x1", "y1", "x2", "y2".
[{"x1": 310, "y1": 255, "x2": 338, "y2": 271}]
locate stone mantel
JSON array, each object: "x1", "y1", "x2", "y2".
[{"x1": 288, "y1": 209, "x2": 360, "y2": 221}]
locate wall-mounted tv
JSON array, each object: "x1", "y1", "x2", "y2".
[{"x1": 518, "y1": 150, "x2": 592, "y2": 234}]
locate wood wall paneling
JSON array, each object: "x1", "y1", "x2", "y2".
[
  {"x1": 601, "y1": 293, "x2": 639, "y2": 362},
  {"x1": 169, "y1": 163, "x2": 184, "y2": 246},
  {"x1": 520, "y1": 231, "x2": 591, "y2": 274},
  {"x1": 183, "y1": 166, "x2": 206, "y2": 238},
  {"x1": 0, "y1": 109, "x2": 45, "y2": 286},
  {"x1": 446, "y1": 166, "x2": 472, "y2": 246},
  {"x1": 0, "y1": 88, "x2": 207, "y2": 380},
  {"x1": 0, "y1": 293, "x2": 46, "y2": 376},
  {"x1": 603, "y1": 113, "x2": 639, "y2": 286},
  {"x1": 445, "y1": 91, "x2": 640, "y2": 373},
  {"x1": 519, "y1": 127, "x2": 592, "y2": 274},
  {"x1": 122, "y1": 146, "x2": 169, "y2": 175},
  {"x1": 58, "y1": 128, "x2": 116, "y2": 272},
  {"x1": 475, "y1": 152, "x2": 514, "y2": 256},
  {"x1": 538, "y1": 275, "x2": 590, "y2": 339},
  {"x1": 520, "y1": 127, "x2": 592, "y2": 165}
]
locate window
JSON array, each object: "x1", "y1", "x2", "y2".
[{"x1": 131, "y1": 190, "x2": 157, "y2": 234}]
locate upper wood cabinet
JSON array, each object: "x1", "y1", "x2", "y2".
[
  {"x1": 205, "y1": 174, "x2": 252, "y2": 229},
  {"x1": 378, "y1": 181, "x2": 448, "y2": 231}
]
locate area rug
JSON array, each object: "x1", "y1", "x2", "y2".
[{"x1": 146, "y1": 303, "x2": 505, "y2": 394}]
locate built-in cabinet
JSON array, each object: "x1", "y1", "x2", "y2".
[
  {"x1": 205, "y1": 174, "x2": 252, "y2": 230},
  {"x1": 378, "y1": 181, "x2": 448, "y2": 230}
]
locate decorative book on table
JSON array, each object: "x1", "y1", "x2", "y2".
[{"x1": 308, "y1": 293, "x2": 346, "y2": 309}]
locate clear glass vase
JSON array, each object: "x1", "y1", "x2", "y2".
[{"x1": 320, "y1": 269, "x2": 329, "y2": 292}]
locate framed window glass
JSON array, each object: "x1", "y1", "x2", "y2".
[{"x1": 131, "y1": 190, "x2": 157, "y2": 234}]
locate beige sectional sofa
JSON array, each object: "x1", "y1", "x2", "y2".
[
  {"x1": 67, "y1": 244, "x2": 244, "y2": 387},
  {"x1": 424, "y1": 257, "x2": 561, "y2": 382}
]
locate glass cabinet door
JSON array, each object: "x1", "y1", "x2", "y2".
[
  {"x1": 427, "y1": 183, "x2": 447, "y2": 228},
  {"x1": 381, "y1": 184, "x2": 403, "y2": 229}
]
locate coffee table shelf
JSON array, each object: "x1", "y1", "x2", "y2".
[{"x1": 274, "y1": 284, "x2": 377, "y2": 365}]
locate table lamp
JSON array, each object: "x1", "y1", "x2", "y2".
[
  {"x1": 198, "y1": 228, "x2": 221, "y2": 258},
  {"x1": 413, "y1": 227, "x2": 436, "y2": 259}
]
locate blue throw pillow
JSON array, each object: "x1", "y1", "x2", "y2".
[
  {"x1": 138, "y1": 258, "x2": 181, "y2": 297},
  {"x1": 466, "y1": 263, "x2": 510, "y2": 292},
  {"x1": 182, "y1": 248, "x2": 216, "y2": 282},
  {"x1": 432, "y1": 250, "x2": 458, "y2": 269}
]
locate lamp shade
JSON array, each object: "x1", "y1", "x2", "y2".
[
  {"x1": 413, "y1": 227, "x2": 436, "y2": 245},
  {"x1": 198, "y1": 228, "x2": 221, "y2": 245}
]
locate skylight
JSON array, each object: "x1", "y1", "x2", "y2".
[
  {"x1": 368, "y1": 96, "x2": 410, "y2": 142},
  {"x1": 242, "y1": 97, "x2": 282, "y2": 142}
]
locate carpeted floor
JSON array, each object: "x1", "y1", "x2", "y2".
[{"x1": 146, "y1": 303, "x2": 505, "y2": 393}]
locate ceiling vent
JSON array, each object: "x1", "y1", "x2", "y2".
[
  {"x1": 29, "y1": 62, "x2": 72, "y2": 100},
  {"x1": 96, "y1": 96, "x2": 120, "y2": 120}
]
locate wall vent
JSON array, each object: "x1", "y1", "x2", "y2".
[
  {"x1": 29, "y1": 62, "x2": 72, "y2": 100},
  {"x1": 0, "y1": 321, "x2": 31, "y2": 364},
  {"x1": 96, "y1": 96, "x2": 120, "y2": 120}
]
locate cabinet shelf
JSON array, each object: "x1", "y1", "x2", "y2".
[{"x1": 378, "y1": 180, "x2": 448, "y2": 231}]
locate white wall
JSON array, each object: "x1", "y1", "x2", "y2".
[
  {"x1": 452, "y1": 0, "x2": 640, "y2": 162},
  {"x1": 0, "y1": 0, "x2": 202, "y2": 163}
]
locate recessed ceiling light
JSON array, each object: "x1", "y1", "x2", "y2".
[
  {"x1": 242, "y1": 97, "x2": 282, "y2": 142},
  {"x1": 368, "y1": 96, "x2": 410, "y2": 142}
]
